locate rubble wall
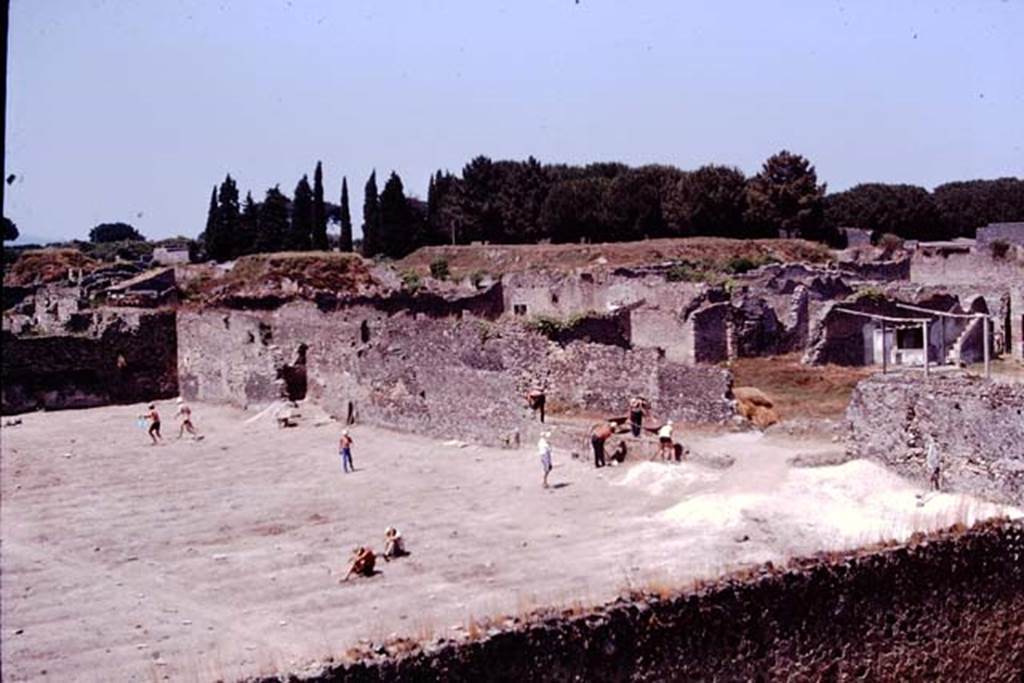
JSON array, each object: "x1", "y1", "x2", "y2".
[
  {"x1": 2, "y1": 310, "x2": 179, "y2": 414},
  {"x1": 177, "y1": 305, "x2": 734, "y2": 446},
  {"x1": 252, "y1": 521, "x2": 1024, "y2": 682},
  {"x1": 846, "y1": 373, "x2": 1024, "y2": 506}
]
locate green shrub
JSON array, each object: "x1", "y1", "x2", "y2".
[
  {"x1": 429, "y1": 258, "x2": 450, "y2": 280},
  {"x1": 400, "y1": 270, "x2": 422, "y2": 293},
  {"x1": 665, "y1": 262, "x2": 703, "y2": 282},
  {"x1": 877, "y1": 233, "x2": 904, "y2": 251},
  {"x1": 991, "y1": 239, "x2": 1011, "y2": 260},
  {"x1": 470, "y1": 270, "x2": 490, "y2": 288}
]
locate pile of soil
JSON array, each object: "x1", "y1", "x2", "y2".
[{"x1": 4, "y1": 249, "x2": 99, "y2": 286}]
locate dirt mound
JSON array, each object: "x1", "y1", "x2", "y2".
[
  {"x1": 4, "y1": 249, "x2": 99, "y2": 286},
  {"x1": 398, "y1": 238, "x2": 833, "y2": 278},
  {"x1": 733, "y1": 386, "x2": 780, "y2": 428},
  {"x1": 185, "y1": 252, "x2": 378, "y2": 306},
  {"x1": 729, "y1": 355, "x2": 875, "y2": 421}
]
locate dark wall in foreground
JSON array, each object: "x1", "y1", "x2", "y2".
[
  {"x1": 1, "y1": 310, "x2": 178, "y2": 414},
  {"x1": 252, "y1": 521, "x2": 1024, "y2": 682}
]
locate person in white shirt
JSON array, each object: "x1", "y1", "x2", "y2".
[
  {"x1": 657, "y1": 420, "x2": 674, "y2": 461},
  {"x1": 538, "y1": 432, "x2": 553, "y2": 488}
]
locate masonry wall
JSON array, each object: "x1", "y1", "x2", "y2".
[
  {"x1": 177, "y1": 304, "x2": 735, "y2": 446},
  {"x1": 2, "y1": 310, "x2": 179, "y2": 414},
  {"x1": 846, "y1": 373, "x2": 1024, "y2": 506},
  {"x1": 251, "y1": 521, "x2": 1024, "y2": 683}
]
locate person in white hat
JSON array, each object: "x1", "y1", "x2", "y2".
[
  {"x1": 383, "y1": 526, "x2": 405, "y2": 561},
  {"x1": 339, "y1": 429, "x2": 355, "y2": 473},
  {"x1": 657, "y1": 420, "x2": 674, "y2": 461},
  {"x1": 538, "y1": 431, "x2": 553, "y2": 488}
]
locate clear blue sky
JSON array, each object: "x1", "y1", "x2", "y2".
[{"x1": 5, "y1": 0, "x2": 1022, "y2": 244}]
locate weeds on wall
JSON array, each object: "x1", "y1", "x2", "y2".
[
  {"x1": 990, "y1": 239, "x2": 1010, "y2": 260},
  {"x1": 430, "y1": 258, "x2": 450, "y2": 280},
  {"x1": 401, "y1": 269, "x2": 422, "y2": 293}
]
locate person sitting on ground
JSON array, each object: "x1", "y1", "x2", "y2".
[
  {"x1": 590, "y1": 421, "x2": 616, "y2": 469},
  {"x1": 657, "y1": 420, "x2": 674, "y2": 461},
  {"x1": 276, "y1": 403, "x2": 297, "y2": 429},
  {"x1": 526, "y1": 387, "x2": 546, "y2": 423},
  {"x1": 538, "y1": 431, "x2": 553, "y2": 488},
  {"x1": 609, "y1": 440, "x2": 628, "y2": 465},
  {"x1": 175, "y1": 397, "x2": 199, "y2": 440},
  {"x1": 383, "y1": 527, "x2": 406, "y2": 561},
  {"x1": 343, "y1": 546, "x2": 376, "y2": 581},
  {"x1": 140, "y1": 404, "x2": 162, "y2": 445}
]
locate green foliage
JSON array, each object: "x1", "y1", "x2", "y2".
[
  {"x1": 290, "y1": 175, "x2": 314, "y2": 251},
  {"x1": 255, "y1": 186, "x2": 289, "y2": 254},
  {"x1": 850, "y1": 287, "x2": 887, "y2": 303},
  {"x1": 362, "y1": 171, "x2": 381, "y2": 257},
  {"x1": 380, "y1": 172, "x2": 414, "y2": 258},
  {"x1": 400, "y1": 269, "x2": 422, "y2": 292},
  {"x1": 663, "y1": 164, "x2": 748, "y2": 237},
  {"x1": 526, "y1": 311, "x2": 598, "y2": 339},
  {"x1": 539, "y1": 177, "x2": 611, "y2": 243},
  {"x1": 824, "y1": 183, "x2": 941, "y2": 242},
  {"x1": 429, "y1": 258, "x2": 450, "y2": 280},
  {"x1": 311, "y1": 161, "x2": 328, "y2": 251},
  {"x1": 932, "y1": 178, "x2": 1024, "y2": 238},
  {"x1": 80, "y1": 238, "x2": 154, "y2": 262},
  {"x1": 469, "y1": 270, "x2": 490, "y2": 288},
  {"x1": 744, "y1": 150, "x2": 829, "y2": 242},
  {"x1": 339, "y1": 177, "x2": 353, "y2": 252},
  {"x1": 876, "y1": 233, "x2": 904, "y2": 251},
  {"x1": 88, "y1": 222, "x2": 144, "y2": 243},
  {"x1": 665, "y1": 262, "x2": 704, "y2": 282}
]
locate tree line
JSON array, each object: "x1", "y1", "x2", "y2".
[{"x1": 199, "y1": 153, "x2": 1023, "y2": 262}]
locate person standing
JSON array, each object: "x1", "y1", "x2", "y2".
[
  {"x1": 657, "y1": 420, "x2": 674, "y2": 461},
  {"x1": 140, "y1": 404, "x2": 161, "y2": 445},
  {"x1": 339, "y1": 429, "x2": 355, "y2": 473},
  {"x1": 590, "y1": 422, "x2": 615, "y2": 469},
  {"x1": 174, "y1": 397, "x2": 199, "y2": 439},
  {"x1": 926, "y1": 438, "x2": 941, "y2": 491},
  {"x1": 526, "y1": 387, "x2": 546, "y2": 423},
  {"x1": 628, "y1": 396, "x2": 647, "y2": 438},
  {"x1": 538, "y1": 431, "x2": 553, "y2": 488}
]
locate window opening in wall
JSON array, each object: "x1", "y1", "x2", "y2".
[
  {"x1": 258, "y1": 322, "x2": 273, "y2": 345},
  {"x1": 513, "y1": 304, "x2": 527, "y2": 316},
  {"x1": 360, "y1": 320, "x2": 370, "y2": 343},
  {"x1": 896, "y1": 327, "x2": 923, "y2": 349},
  {"x1": 346, "y1": 401, "x2": 355, "y2": 425},
  {"x1": 551, "y1": 293, "x2": 559, "y2": 304}
]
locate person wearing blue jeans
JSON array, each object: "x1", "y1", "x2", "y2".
[{"x1": 339, "y1": 429, "x2": 354, "y2": 473}]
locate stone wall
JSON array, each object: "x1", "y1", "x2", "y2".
[
  {"x1": 976, "y1": 222, "x2": 1024, "y2": 248},
  {"x1": 250, "y1": 521, "x2": 1024, "y2": 682},
  {"x1": 177, "y1": 304, "x2": 735, "y2": 446},
  {"x1": 846, "y1": 373, "x2": 1024, "y2": 506},
  {"x1": 2, "y1": 309, "x2": 179, "y2": 414}
]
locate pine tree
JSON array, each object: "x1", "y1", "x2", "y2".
[
  {"x1": 205, "y1": 175, "x2": 240, "y2": 262},
  {"x1": 290, "y1": 175, "x2": 314, "y2": 251},
  {"x1": 255, "y1": 186, "x2": 288, "y2": 253},
  {"x1": 379, "y1": 171, "x2": 413, "y2": 258},
  {"x1": 237, "y1": 191, "x2": 258, "y2": 256},
  {"x1": 339, "y1": 177, "x2": 353, "y2": 252},
  {"x1": 311, "y1": 161, "x2": 328, "y2": 250},
  {"x1": 361, "y1": 171, "x2": 381, "y2": 257},
  {"x1": 203, "y1": 186, "x2": 218, "y2": 258}
]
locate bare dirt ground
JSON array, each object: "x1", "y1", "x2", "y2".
[{"x1": 2, "y1": 402, "x2": 1018, "y2": 682}]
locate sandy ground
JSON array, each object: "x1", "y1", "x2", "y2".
[{"x1": 1, "y1": 402, "x2": 1019, "y2": 682}]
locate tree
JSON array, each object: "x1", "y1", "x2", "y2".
[
  {"x1": 361, "y1": 171, "x2": 381, "y2": 257},
  {"x1": 601, "y1": 165, "x2": 682, "y2": 242},
  {"x1": 664, "y1": 165, "x2": 748, "y2": 237},
  {"x1": 379, "y1": 171, "x2": 415, "y2": 258},
  {"x1": 932, "y1": 178, "x2": 1024, "y2": 238},
  {"x1": 338, "y1": 177, "x2": 353, "y2": 252},
  {"x1": 539, "y1": 177, "x2": 611, "y2": 243},
  {"x1": 311, "y1": 161, "x2": 328, "y2": 250},
  {"x1": 289, "y1": 175, "x2": 313, "y2": 251},
  {"x1": 824, "y1": 183, "x2": 941, "y2": 241},
  {"x1": 207, "y1": 174, "x2": 240, "y2": 262},
  {"x1": 255, "y1": 186, "x2": 289, "y2": 253},
  {"x1": 89, "y1": 222, "x2": 145, "y2": 243},
  {"x1": 745, "y1": 151, "x2": 829, "y2": 241},
  {"x1": 3, "y1": 216, "x2": 19, "y2": 241},
  {"x1": 237, "y1": 191, "x2": 258, "y2": 256}
]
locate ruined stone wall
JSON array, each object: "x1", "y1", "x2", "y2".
[
  {"x1": 911, "y1": 249, "x2": 1024, "y2": 287},
  {"x1": 2, "y1": 309, "x2": 178, "y2": 414},
  {"x1": 846, "y1": 373, "x2": 1024, "y2": 506},
  {"x1": 178, "y1": 304, "x2": 734, "y2": 446},
  {"x1": 252, "y1": 521, "x2": 1024, "y2": 683}
]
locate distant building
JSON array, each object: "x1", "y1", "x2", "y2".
[{"x1": 152, "y1": 244, "x2": 191, "y2": 265}]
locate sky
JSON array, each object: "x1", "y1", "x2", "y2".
[{"x1": 4, "y1": 0, "x2": 1023, "y2": 244}]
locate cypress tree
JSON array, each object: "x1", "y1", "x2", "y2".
[
  {"x1": 290, "y1": 175, "x2": 314, "y2": 251},
  {"x1": 255, "y1": 186, "x2": 288, "y2": 253},
  {"x1": 209, "y1": 175, "x2": 239, "y2": 262},
  {"x1": 312, "y1": 161, "x2": 328, "y2": 250},
  {"x1": 339, "y1": 177, "x2": 353, "y2": 252},
  {"x1": 237, "y1": 191, "x2": 258, "y2": 257},
  {"x1": 379, "y1": 171, "x2": 412, "y2": 258},
  {"x1": 203, "y1": 186, "x2": 218, "y2": 258},
  {"x1": 361, "y1": 171, "x2": 381, "y2": 257}
]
